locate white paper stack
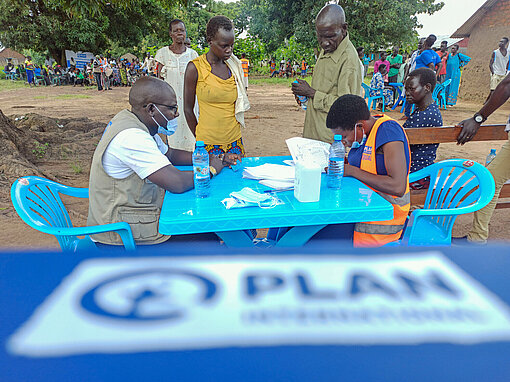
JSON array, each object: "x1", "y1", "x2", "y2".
[
  {"x1": 243, "y1": 164, "x2": 295, "y2": 190},
  {"x1": 286, "y1": 137, "x2": 331, "y2": 172}
]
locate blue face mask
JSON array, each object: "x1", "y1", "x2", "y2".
[
  {"x1": 152, "y1": 104, "x2": 177, "y2": 136},
  {"x1": 351, "y1": 125, "x2": 366, "y2": 149}
]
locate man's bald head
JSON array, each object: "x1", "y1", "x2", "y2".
[
  {"x1": 129, "y1": 76, "x2": 176, "y2": 109},
  {"x1": 315, "y1": 4, "x2": 348, "y2": 54},
  {"x1": 316, "y1": 4, "x2": 346, "y2": 28}
]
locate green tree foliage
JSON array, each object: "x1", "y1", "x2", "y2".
[
  {"x1": 0, "y1": 0, "x2": 182, "y2": 65},
  {"x1": 241, "y1": 0, "x2": 444, "y2": 52}
]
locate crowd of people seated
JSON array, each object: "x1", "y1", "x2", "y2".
[{"x1": 2, "y1": 54, "x2": 158, "y2": 89}]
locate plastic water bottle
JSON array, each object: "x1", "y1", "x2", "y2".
[
  {"x1": 327, "y1": 134, "x2": 345, "y2": 189},
  {"x1": 485, "y1": 148, "x2": 497, "y2": 167},
  {"x1": 192, "y1": 141, "x2": 210, "y2": 198},
  {"x1": 293, "y1": 80, "x2": 308, "y2": 110}
]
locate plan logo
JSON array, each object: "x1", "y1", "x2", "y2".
[{"x1": 80, "y1": 269, "x2": 218, "y2": 322}]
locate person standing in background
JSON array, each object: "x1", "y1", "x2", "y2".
[
  {"x1": 292, "y1": 4, "x2": 361, "y2": 143},
  {"x1": 387, "y1": 46, "x2": 402, "y2": 84},
  {"x1": 486, "y1": 37, "x2": 509, "y2": 102},
  {"x1": 415, "y1": 34, "x2": 442, "y2": 73},
  {"x1": 374, "y1": 52, "x2": 390, "y2": 83},
  {"x1": 362, "y1": 52, "x2": 373, "y2": 79},
  {"x1": 401, "y1": 37, "x2": 426, "y2": 120},
  {"x1": 445, "y1": 44, "x2": 471, "y2": 106},
  {"x1": 155, "y1": 19, "x2": 199, "y2": 152},
  {"x1": 240, "y1": 53, "x2": 250, "y2": 90},
  {"x1": 436, "y1": 40, "x2": 449, "y2": 83},
  {"x1": 24, "y1": 56, "x2": 35, "y2": 87},
  {"x1": 357, "y1": 47, "x2": 365, "y2": 78},
  {"x1": 301, "y1": 57, "x2": 308, "y2": 77}
]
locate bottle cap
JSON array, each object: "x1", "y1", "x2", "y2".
[
  {"x1": 196, "y1": 141, "x2": 205, "y2": 147},
  {"x1": 491, "y1": 149, "x2": 496, "y2": 154},
  {"x1": 334, "y1": 134, "x2": 342, "y2": 141}
]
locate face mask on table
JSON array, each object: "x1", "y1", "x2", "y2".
[{"x1": 222, "y1": 187, "x2": 280, "y2": 209}]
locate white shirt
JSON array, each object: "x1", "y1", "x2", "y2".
[
  {"x1": 155, "y1": 46, "x2": 199, "y2": 152},
  {"x1": 493, "y1": 49, "x2": 509, "y2": 76},
  {"x1": 102, "y1": 128, "x2": 171, "y2": 179}
]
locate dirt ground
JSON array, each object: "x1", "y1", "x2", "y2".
[{"x1": 0, "y1": 82, "x2": 509, "y2": 249}]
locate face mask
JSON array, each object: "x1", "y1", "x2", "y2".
[
  {"x1": 351, "y1": 125, "x2": 366, "y2": 149},
  {"x1": 152, "y1": 104, "x2": 177, "y2": 136},
  {"x1": 224, "y1": 187, "x2": 279, "y2": 209}
]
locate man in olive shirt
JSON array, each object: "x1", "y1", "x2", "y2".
[{"x1": 292, "y1": 4, "x2": 362, "y2": 143}]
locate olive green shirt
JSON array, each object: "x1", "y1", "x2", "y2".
[{"x1": 303, "y1": 33, "x2": 362, "y2": 143}]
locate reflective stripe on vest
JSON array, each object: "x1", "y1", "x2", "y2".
[
  {"x1": 355, "y1": 223, "x2": 405, "y2": 235},
  {"x1": 241, "y1": 59, "x2": 249, "y2": 76},
  {"x1": 353, "y1": 114, "x2": 410, "y2": 247}
]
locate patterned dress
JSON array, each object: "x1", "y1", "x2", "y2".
[{"x1": 370, "y1": 72, "x2": 393, "y2": 106}]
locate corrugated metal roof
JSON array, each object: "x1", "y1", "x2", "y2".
[{"x1": 451, "y1": 0, "x2": 500, "y2": 38}]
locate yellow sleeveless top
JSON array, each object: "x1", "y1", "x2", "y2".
[{"x1": 192, "y1": 54, "x2": 241, "y2": 145}]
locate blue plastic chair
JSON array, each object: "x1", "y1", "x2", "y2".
[
  {"x1": 401, "y1": 159, "x2": 495, "y2": 246},
  {"x1": 432, "y1": 82, "x2": 445, "y2": 109},
  {"x1": 362, "y1": 83, "x2": 385, "y2": 112},
  {"x1": 399, "y1": 98, "x2": 415, "y2": 114},
  {"x1": 11, "y1": 176, "x2": 136, "y2": 252},
  {"x1": 3, "y1": 69, "x2": 16, "y2": 80},
  {"x1": 438, "y1": 79, "x2": 451, "y2": 109},
  {"x1": 389, "y1": 82, "x2": 405, "y2": 110}
]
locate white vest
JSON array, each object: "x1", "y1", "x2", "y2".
[{"x1": 493, "y1": 49, "x2": 509, "y2": 76}]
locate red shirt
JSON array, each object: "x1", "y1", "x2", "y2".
[{"x1": 437, "y1": 51, "x2": 448, "y2": 76}]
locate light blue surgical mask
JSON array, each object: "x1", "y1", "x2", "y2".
[
  {"x1": 351, "y1": 124, "x2": 366, "y2": 149},
  {"x1": 152, "y1": 104, "x2": 177, "y2": 136}
]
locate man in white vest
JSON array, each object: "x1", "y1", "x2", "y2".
[
  {"x1": 486, "y1": 37, "x2": 509, "y2": 102},
  {"x1": 87, "y1": 76, "x2": 238, "y2": 246}
]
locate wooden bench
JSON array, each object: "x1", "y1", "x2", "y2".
[{"x1": 405, "y1": 124, "x2": 510, "y2": 209}]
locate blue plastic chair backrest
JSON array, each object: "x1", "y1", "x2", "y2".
[
  {"x1": 432, "y1": 82, "x2": 443, "y2": 102},
  {"x1": 405, "y1": 159, "x2": 495, "y2": 245},
  {"x1": 35, "y1": 68, "x2": 41, "y2": 76},
  {"x1": 11, "y1": 176, "x2": 88, "y2": 251},
  {"x1": 442, "y1": 79, "x2": 452, "y2": 89},
  {"x1": 361, "y1": 82, "x2": 370, "y2": 98}
]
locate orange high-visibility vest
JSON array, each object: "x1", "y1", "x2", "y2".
[
  {"x1": 301, "y1": 60, "x2": 306, "y2": 70},
  {"x1": 353, "y1": 114, "x2": 410, "y2": 247},
  {"x1": 241, "y1": 58, "x2": 249, "y2": 77}
]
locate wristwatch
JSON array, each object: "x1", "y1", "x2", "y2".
[
  {"x1": 209, "y1": 165, "x2": 218, "y2": 177},
  {"x1": 473, "y1": 112, "x2": 486, "y2": 124}
]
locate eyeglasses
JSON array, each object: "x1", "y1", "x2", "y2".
[{"x1": 144, "y1": 103, "x2": 178, "y2": 114}]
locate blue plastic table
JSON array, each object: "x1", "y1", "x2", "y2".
[
  {"x1": 2, "y1": 245, "x2": 510, "y2": 382},
  {"x1": 159, "y1": 156, "x2": 394, "y2": 247}
]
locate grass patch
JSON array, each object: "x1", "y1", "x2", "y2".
[
  {"x1": 250, "y1": 76, "x2": 311, "y2": 86},
  {"x1": 0, "y1": 80, "x2": 29, "y2": 92},
  {"x1": 70, "y1": 161, "x2": 83, "y2": 174},
  {"x1": 55, "y1": 94, "x2": 91, "y2": 100},
  {"x1": 33, "y1": 95, "x2": 48, "y2": 99}
]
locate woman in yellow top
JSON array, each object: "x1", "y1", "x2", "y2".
[{"x1": 183, "y1": 15, "x2": 250, "y2": 156}]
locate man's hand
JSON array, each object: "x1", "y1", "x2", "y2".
[
  {"x1": 222, "y1": 153, "x2": 242, "y2": 168},
  {"x1": 456, "y1": 118, "x2": 481, "y2": 145},
  {"x1": 292, "y1": 79, "x2": 316, "y2": 99}
]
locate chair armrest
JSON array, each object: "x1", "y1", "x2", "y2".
[
  {"x1": 57, "y1": 185, "x2": 89, "y2": 198},
  {"x1": 54, "y1": 222, "x2": 136, "y2": 251},
  {"x1": 409, "y1": 167, "x2": 432, "y2": 183}
]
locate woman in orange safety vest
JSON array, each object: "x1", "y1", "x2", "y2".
[{"x1": 325, "y1": 94, "x2": 410, "y2": 247}]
